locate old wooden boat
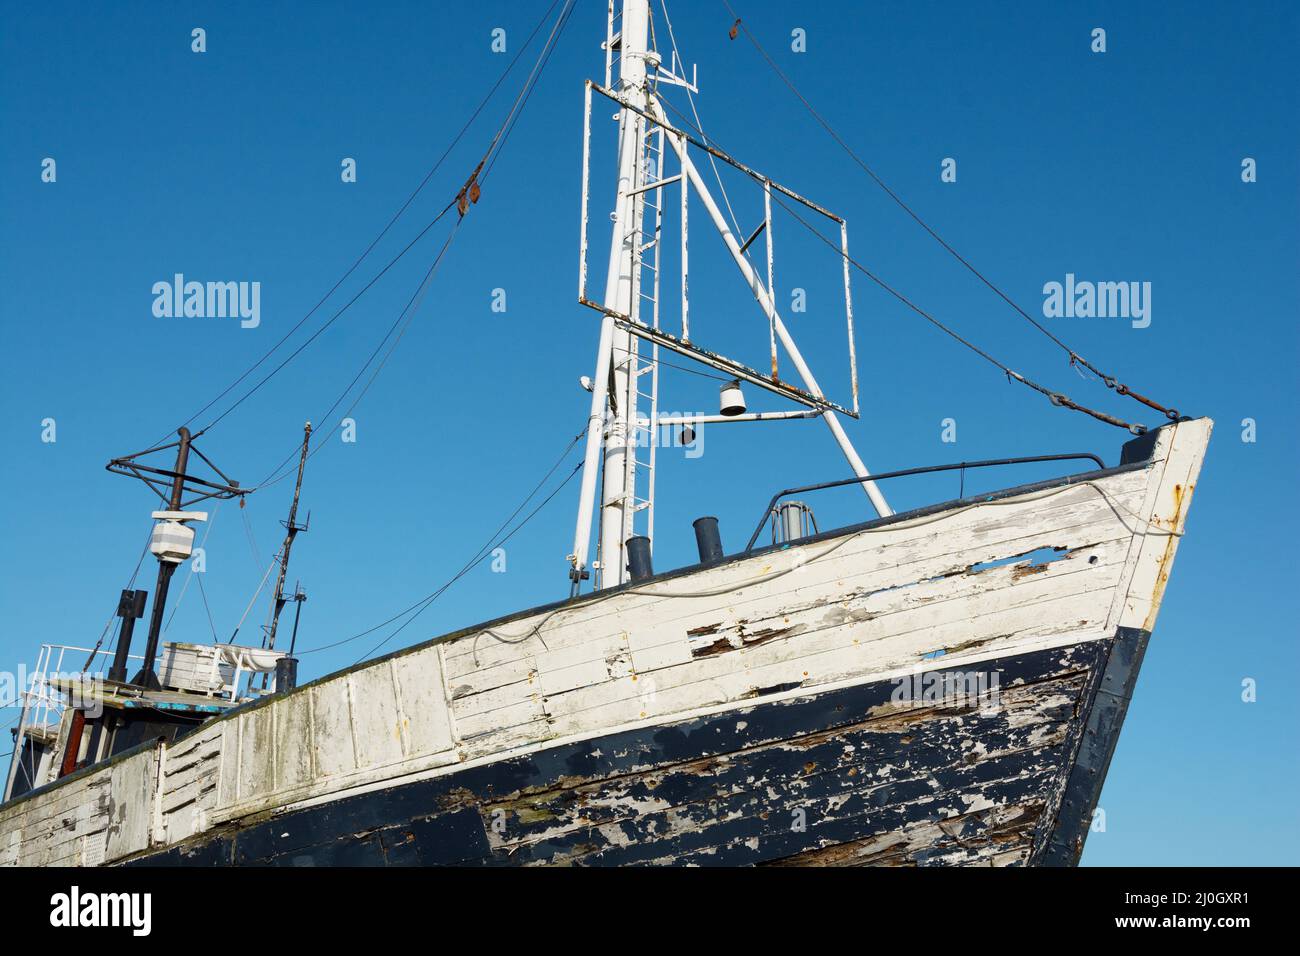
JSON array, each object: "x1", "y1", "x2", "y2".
[{"x1": 1, "y1": 0, "x2": 1209, "y2": 867}]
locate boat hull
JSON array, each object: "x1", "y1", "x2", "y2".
[
  {"x1": 130, "y1": 632, "x2": 1146, "y2": 866},
  {"x1": 0, "y1": 418, "x2": 1210, "y2": 867}
]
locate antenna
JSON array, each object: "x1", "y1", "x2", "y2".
[
  {"x1": 264, "y1": 422, "x2": 312, "y2": 654},
  {"x1": 286, "y1": 581, "x2": 307, "y2": 656},
  {"x1": 105, "y1": 427, "x2": 246, "y2": 688}
]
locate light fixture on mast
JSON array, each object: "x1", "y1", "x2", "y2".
[
  {"x1": 719, "y1": 380, "x2": 746, "y2": 417},
  {"x1": 105, "y1": 427, "x2": 246, "y2": 688}
]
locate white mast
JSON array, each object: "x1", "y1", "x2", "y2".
[
  {"x1": 570, "y1": 0, "x2": 889, "y2": 593},
  {"x1": 571, "y1": 0, "x2": 653, "y2": 592}
]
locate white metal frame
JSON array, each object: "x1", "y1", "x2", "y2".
[
  {"x1": 570, "y1": 0, "x2": 891, "y2": 595},
  {"x1": 579, "y1": 82, "x2": 864, "y2": 419}
]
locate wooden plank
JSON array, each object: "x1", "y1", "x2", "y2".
[
  {"x1": 465, "y1": 553, "x2": 1122, "y2": 742},
  {"x1": 348, "y1": 664, "x2": 405, "y2": 770},
  {"x1": 237, "y1": 706, "x2": 276, "y2": 801},
  {"x1": 1113, "y1": 418, "x2": 1212, "y2": 631},
  {"x1": 105, "y1": 749, "x2": 156, "y2": 861},
  {"x1": 310, "y1": 677, "x2": 358, "y2": 779},
  {"x1": 447, "y1": 508, "x2": 1136, "y2": 740},
  {"x1": 275, "y1": 687, "x2": 315, "y2": 791},
  {"x1": 390, "y1": 645, "x2": 455, "y2": 759},
  {"x1": 446, "y1": 479, "x2": 1150, "y2": 683}
]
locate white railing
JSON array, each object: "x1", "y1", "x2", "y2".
[
  {"x1": 2, "y1": 643, "x2": 143, "y2": 801},
  {"x1": 3, "y1": 640, "x2": 287, "y2": 802}
]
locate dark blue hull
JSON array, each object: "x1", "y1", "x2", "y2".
[{"x1": 130, "y1": 630, "x2": 1148, "y2": 867}]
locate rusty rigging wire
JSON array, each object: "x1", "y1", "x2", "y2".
[
  {"x1": 655, "y1": 96, "x2": 1147, "y2": 435},
  {"x1": 253, "y1": 0, "x2": 578, "y2": 491},
  {"x1": 159, "y1": 0, "x2": 575, "y2": 450},
  {"x1": 719, "y1": 0, "x2": 1180, "y2": 423}
]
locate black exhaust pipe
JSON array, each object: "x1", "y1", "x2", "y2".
[
  {"x1": 275, "y1": 656, "x2": 299, "y2": 693},
  {"x1": 626, "y1": 536, "x2": 654, "y2": 582},
  {"x1": 693, "y1": 516, "x2": 723, "y2": 564},
  {"x1": 107, "y1": 589, "x2": 147, "y2": 684}
]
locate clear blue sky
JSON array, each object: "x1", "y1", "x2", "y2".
[{"x1": 2, "y1": 1, "x2": 1296, "y2": 865}]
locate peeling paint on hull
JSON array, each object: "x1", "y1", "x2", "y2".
[{"x1": 128, "y1": 639, "x2": 1133, "y2": 867}]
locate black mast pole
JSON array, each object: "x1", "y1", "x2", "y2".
[
  {"x1": 131, "y1": 426, "x2": 193, "y2": 689},
  {"x1": 265, "y1": 422, "x2": 311, "y2": 653},
  {"x1": 287, "y1": 583, "x2": 306, "y2": 656}
]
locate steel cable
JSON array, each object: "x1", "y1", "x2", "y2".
[{"x1": 719, "y1": 0, "x2": 1180, "y2": 422}]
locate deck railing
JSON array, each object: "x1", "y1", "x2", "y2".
[
  {"x1": 3, "y1": 643, "x2": 144, "y2": 801},
  {"x1": 744, "y1": 453, "x2": 1108, "y2": 553}
]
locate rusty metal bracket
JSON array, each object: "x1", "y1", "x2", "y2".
[{"x1": 580, "y1": 296, "x2": 855, "y2": 417}]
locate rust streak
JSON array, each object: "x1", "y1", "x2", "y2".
[{"x1": 1142, "y1": 482, "x2": 1189, "y2": 632}]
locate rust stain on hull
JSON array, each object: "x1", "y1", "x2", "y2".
[{"x1": 1142, "y1": 481, "x2": 1190, "y2": 632}]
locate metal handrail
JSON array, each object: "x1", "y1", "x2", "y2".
[
  {"x1": 4, "y1": 642, "x2": 146, "y2": 801},
  {"x1": 743, "y1": 453, "x2": 1107, "y2": 553}
]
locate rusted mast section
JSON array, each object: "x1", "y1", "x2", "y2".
[
  {"x1": 570, "y1": 0, "x2": 653, "y2": 593},
  {"x1": 264, "y1": 422, "x2": 311, "y2": 654}
]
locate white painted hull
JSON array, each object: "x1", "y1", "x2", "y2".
[{"x1": 0, "y1": 418, "x2": 1211, "y2": 866}]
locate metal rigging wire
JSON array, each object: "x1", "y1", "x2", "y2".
[
  {"x1": 252, "y1": 218, "x2": 465, "y2": 490},
  {"x1": 656, "y1": 96, "x2": 1146, "y2": 435},
  {"x1": 162, "y1": 500, "x2": 223, "y2": 636},
  {"x1": 195, "y1": 198, "x2": 460, "y2": 438},
  {"x1": 767, "y1": 188, "x2": 1147, "y2": 433},
  {"x1": 252, "y1": 0, "x2": 579, "y2": 492},
  {"x1": 719, "y1": 0, "x2": 1180, "y2": 423},
  {"x1": 351, "y1": 458, "x2": 584, "y2": 665},
  {"x1": 293, "y1": 426, "x2": 587, "y2": 660},
  {"x1": 157, "y1": 0, "x2": 582, "y2": 666},
  {"x1": 158, "y1": 0, "x2": 573, "y2": 447}
]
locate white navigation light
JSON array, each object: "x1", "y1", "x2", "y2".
[{"x1": 719, "y1": 380, "x2": 746, "y2": 416}]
